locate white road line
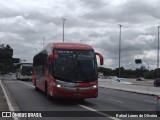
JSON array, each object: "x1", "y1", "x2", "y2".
[
  {"x1": 107, "y1": 98, "x2": 124, "y2": 104},
  {"x1": 23, "y1": 82, "x2": 123, "y2": 104},
  {"x1": 144, "y1": 100, "x2": 157, "y2": 104},
  {"x1": 20, "y1": 81, "x2": 34, "y2": 88},
  {"x1": 21, "y1": 81, "x2": 121, "y2": 120},
  {"x1": 0, "y1": 80, "x2": 19, "y2": 120},
  {"x1": 79, "y1": 105, "x2": 121, "y2": 120},
  {"x1": 99, "y1": 91, "x2": 124, "y2": 103}
]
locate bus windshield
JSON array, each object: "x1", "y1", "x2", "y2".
[
  {"x1": 54, "y1": 50, "x2": 97, "y2": 82},
  {"x1": 22, "y1": 64, "x2": 33, "y2": 75}
]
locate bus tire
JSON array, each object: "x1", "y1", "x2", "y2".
[
  {"x1": 34, "y1": 80, "x2": 38, "y2": 90},
  {"x1": 45, "y1": 83, "x2": 51, "y2": 100},
  {"x1": 78, "y1": 99, "x2": 85, "y2": 103},
  {"x1": 16, "y1": 75, "x2": 19, "y2": 80},
  {"x1": 35, "y1": 86, "x2": 38, "y2": 91}
]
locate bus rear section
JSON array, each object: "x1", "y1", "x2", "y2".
[
  {"x1": 32, "y1": 42, "x2": 103, "y2": 99},
  {"x1": 16, "y1": 63, "x2": 33, "y2": 80}
]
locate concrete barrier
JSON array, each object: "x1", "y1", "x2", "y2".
[{"x1": 98, "y1": 79, "x2": 160, "y2": 96}]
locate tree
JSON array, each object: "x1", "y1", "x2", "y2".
[
  {"x1": 98, "y1": 67, "x2": 113, "y2": 76},
  {"x1": 0, "y1": 63, "x2": 4, "y2": 74},
  {"x1": 0, "y1": 44, "x2": 14, "y2": 74},
  {"x1": 144, "y1": 70, "x2": 156, "y2": 79},
  {"x1": 0, "y1": 44, "x2": 5, "y2": 48},
  {"x1": 98, "y1": 65, "x2": 158, "y2": 79}
]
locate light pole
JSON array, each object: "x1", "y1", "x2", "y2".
[
  {"x1": 157, "y1": 26, "x2": 160, "y2": 78},
  {"x1": 118, "y1": 24, "x2": 122, "y2": 78},
  {"x1": 61, "y1": 18, "x2": 66, "y2": 42}
]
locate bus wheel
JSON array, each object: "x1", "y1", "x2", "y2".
[
  {"x1": 78, "y1": 99, "x2": 85, "y2": 103},
  {"x1": 45, "y1": 83, "x2": 51, "y2": 100},
  {"x1": 34, "y1": 81, "x2": 38, "y2": 90},
  {"x1": 35, "y1": 85, "x2": 38, "y2": 91}
]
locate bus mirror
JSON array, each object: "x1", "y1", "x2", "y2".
[
  {"x1": 95, "y1": 52, "x2": 104, "y2": 65},
  {"x1": 49, "y1": 53, "x2": 53, "y2": 64}
]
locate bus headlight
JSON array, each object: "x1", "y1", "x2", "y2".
[
  {"x1": 92, "y1": 85, "x2": 97, "y2": 89},
  {"x1": 56, "y1": 84, "x2": 61, "y2": 88}
]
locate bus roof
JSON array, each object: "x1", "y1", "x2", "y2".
[{"x1": 48, "y1": 42, "x2": 93, "y2": 50}]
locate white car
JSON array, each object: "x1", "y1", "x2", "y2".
[
  {"x1": 112, "y1": 78, "x2": 132, "y2": 85},
  {"x1": 136, "y1": 77, "x2": 145, "y2": 81}
]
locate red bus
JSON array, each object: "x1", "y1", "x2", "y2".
[{"x1": 32, "y1": 42, "x2": 103, "y2": 100}]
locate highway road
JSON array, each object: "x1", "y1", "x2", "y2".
[{"x1": 1, "y1": 74, "x2": 159, "y2": 120}]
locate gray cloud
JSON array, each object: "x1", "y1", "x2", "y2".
[
  {"x1": 83, "y1": 0, "x2": 160, "y2": 24},
  {"x1": 0, "y1": 0, "x2": 159, "y2": 70}
]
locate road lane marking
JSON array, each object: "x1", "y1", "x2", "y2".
[
  {"x1": 100, "y1": 90, "x2": 156, "y2": 104},
  {"x1": 20, "y1": 81, "x2": 34, "y2": 88},
  {"x1": 23, "y1": 82, "x2": 124, "y2": 104},
  {"x1": 0, "y1": 80, "x2": 14, "y2": 111},
  {"x1": 79, "y1": 105, "x2": 121, "y2": 120},
  {"x1": 100, "y1": 91, "x2": 124, "y2": 104},
  {"x1": 144, "y1": 100, "x2": 157, "y2": 104},
  {"x1": 107, "y1": 98, "x2": 124, "y2": 104},
  {"x1": 0, "y1": 80, "x2": 19, "y2": 120},
  {"x1": 21, "y1": 81, "x2": 121, "y2": 119},
  {"x1": 99, "y1": 91, "x2": 124, "y2": 103}
]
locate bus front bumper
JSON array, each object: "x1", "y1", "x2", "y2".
[{"x1": 51, "y1": 86, "x2": 98, "y2": 99}]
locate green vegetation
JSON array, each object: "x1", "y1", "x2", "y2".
[
  {"x1": 0, "y1": 43, "x2": 159, "y2": 79},
  {"x1": 98, "y1": 66, "x2": 160, "y2": 79},
  {"x1": 0, "y1": 44, "x2": 14, "y2": 74}
]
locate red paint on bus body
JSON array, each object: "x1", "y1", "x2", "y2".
[{"x1": 32, "y1": 42, "x2": 103, "y2": 99}]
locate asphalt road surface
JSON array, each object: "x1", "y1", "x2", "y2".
[{"x1": 2, "y1": 74, "x2": 159, "y2": 120}]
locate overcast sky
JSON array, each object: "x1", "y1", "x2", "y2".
[{"x1": 0, "y1": 0, "x2": 160, "y2": 70}]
